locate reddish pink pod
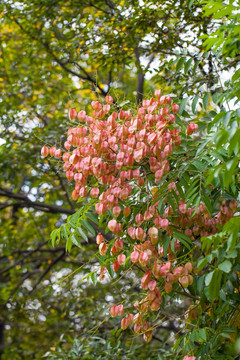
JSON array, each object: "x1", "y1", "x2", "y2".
[{"x1": 41, "y1": 145, "x2": 49, "y2": 157}]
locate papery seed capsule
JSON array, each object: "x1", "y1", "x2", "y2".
[
  {"x1": 115, "y1": 238, "x2": 123, "y2": 251},
  {"x1": 112, "y1": 261, "x2": 120, "y2": 272},
  {"x1": 99, "y1": 242, "x2": 107, "y2": 255},
  {"x1": 123, "y1": 207, "x2": 131, "y2": 217},
  {"x1": 78, "y1": 110, "x2": 86, "y2": 122},
  {"x1": 108, "y1": 219, "x2": 118, "y2": 233},
  {"x1": 90, "y1": 188, "x2": 100, "y2": 198},
  {"x1": 66, "y1": 171, "x2": 74, "y2": 181},
  {"x1": 164, "y1": 282, "x2": 172, "y2": 293},
  {"x1": 154, "y1": 89, "x2": 161, "y2": 98},
  {"x1": 96, "y1": 234, "x2": 104, "y2": 245},
  {"x1": 106, "y1": 95, "x2": 113, "y2": 104},
  {"x1": 41, "y1": 145, "x2": 49, "y2": 157},
  {"x1": 135, "y1": 213, "x2": 144, "y2": 225},
  {"x1": 185, "y1": 262, "x2": 193, "y2": 273},
  {"x1": 179, "y1": 275, "x2": 189, "y2": 288},
  {"x1": 113, "y1": 206, "x2": 121, "y2": 217},
  {"x1": 117, "y1": 304, "x2": 124, "y2": 316},
  {"x1": 49, "y1": 146, "x2": 56, "y2": 157},
  {"x1": 110, "y1": 305, "x2": 118, "y2": 317},
  {"x1": 95, "y1": 203, "x2": 107, "y2": 215},
  {"x1": 72, "y1": 189, "x2": 79, "y2": 201},
  {"x1": 55, "y1": 149, "x2": 62, "y2": 158},
  {"x1": 121, "y1": 317, "x2": 129, "y2": 330},
  {"x1": 117, "y1": 254, "x2": 126, "y2": 266},
  {"x1": 148, "y1": 280, "x2": 156, "y2": 291},
  {"x1": 69, "y1": 108, "x2": 77, "y2": 120},
  {"x1": 130, "y1": 250, "x2": 139, "y2": 263}
]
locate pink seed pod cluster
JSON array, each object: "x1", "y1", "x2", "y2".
[{"x1": 41, "y1": 91, "x2": 237, "y2": 342}]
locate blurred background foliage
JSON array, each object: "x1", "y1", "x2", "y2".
[{"x1": 0, "y1": 0, "x2": 239, "y2": 359}]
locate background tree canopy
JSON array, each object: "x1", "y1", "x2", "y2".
[{"x1": 0, "y1": 0, "x2": 239, "y2": 359}]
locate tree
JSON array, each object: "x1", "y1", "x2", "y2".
[{"x1": 0, "y1": 0, "x2": 239, "y2": 359}]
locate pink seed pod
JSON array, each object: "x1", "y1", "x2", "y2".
[
  {"x1": 79, "y1": 186, "x2": 87, "y2": 198},
  {"x1": 99, "y1": 242, "x2": 107, "y2": 256},
  {"x1": 179, "y1": 275, "x2": 189, "y2": 288},
  {"x1": 112, "y1": 261, "x2": 120, "y2": 272},
  {"x1": 49, "y1": 146, "x2": 56, "y2": 157},
  {"x1": 69, "y1": 108, "x2": 77, "y2": 120},
  {"x1": 151, "y1": 299, "x2": 161, "y2": 311},
  {"x1": 130, "y1": 250, "x2": 139, "y2": 263},
  {"x1": 184, "y1": 262, "x2": 193, "y2": 273},
  {"x1": 62, "y1": 152, "x2": 70, "y2": 162},
  {"x1": 148, "y1": 227, "x2": 158, "y2": 244},
  {"x1": 164, "y1": 282, "x2": 173, "y2": 293},
  {"x1": 110, "y1": 305, "x2": 118, "y2": 317},
  {"x1": 64, "y1": 141, "x2": 71, "y2": 150},
  {"x1": 171, "y1": 103, "x2": 179, "y2": 114},
  {"x1": 121, "y1": 317, "x2": 129, "y2": 330},
  {"x1": 95, "y1": 203, "x2": 107, "y2": 215},
  {"x1": 108, "y1": 219, "x2": 118, "y2": 233},
  {"x1": 54, "y1": 149, "x2": 62, "y2": 158},
  {"x1": 138, "y1": 177, "x2": 145, "y2": 186},
  {"x1": 186, "y1": 123, "x2": 199, "y2": 135},
  {"x1": 105, "y1": 95, "x2": 113, "y2": 104},
  {"x1": 77, "y1": 110, "x2": 86, "y2": 122},
  {"x1": 139, "y1": 252, "x2": 149, "y2": 267},
  {"x1": 123, "y1": 207, "x2": 131, "y2": 217},
  {"x1": 117, "y1": 254, "x2": 126, "y2": 266},
  {"x1": 41, "y1": 145, "x2": 49, "y2": 157},
  {"x1": 66, "y1": 171, "x2": 74, "y2": 181},
  {"x1": 90, "y1": 188, "x2": 100, "y2": 198},
  {"x1": 113, "y1": 206, "x2": 121, "y2": 217},
  {"x1": 135, "y1": 213, "x2": 144, "y2": 225},
  {"x1": 96, "y1": 234, "x2": 104, "y2": 245},
  {"x1": 135, "y1": 227, "x2": 144, "y2": 241},
  {"x1": 115, "y1": 238, "x2": 123, "y2": 251},
  {"x1": 148, "y1": 280, "x2": 156, "y2": 291},
  {"x1": 117, "y1": 304, "x2": 124, "y2": 316},
  {"x1": 154, "y1": 89, "x2": 161, "y2": 98},
  {"x1": 72, "y1": 190, "x2": 79, "y2": 201},
  {"x1": 155, "y1": 169, "x2": 163, "y2": 182}
]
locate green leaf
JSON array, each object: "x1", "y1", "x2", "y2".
[
  {"x1": 202, "y1": 192, "x2": 212, "y2": 214},
  {"x1": 203, "y1": 93, "x2": 210, "y2": 110},
  {"x1": 198, "y1": 257, "x2": 208, "y2": 271},
  {"x1": 176, "y1": 56, "x2": 186, "y2": 73},
  {"x1": 157, "y1": 197, "x2": 165, "y2": 215},
  {"x1": 205, "y1": 271, "x2": 214, "y2": 287},
  {"x1": 179, "y1": 97, "x2": 188, "y2": 116},
  {"x1": 70, "y1": 233, "x2": 82, "y2": 248},
  {"x1": 192, "y1": 59, "x2": 201, "y2": 76},
  {"x1": 61, "y1": 225, "x2": 69, "y2": 240},
  {"x1": 208, "y1": 269, "x2": 222, "y2": 302},
  {"x1": 90, "y1": 272, "x2": 97, "y2": 285},
  {"x1": 76, "y1": 227, "x2": 88, "y2": 242},
  {"x1": 86, "y1": 211, "x2": 99, "y2": 225},
  {"x1": 192, "y1": 94, "x2": 200, "y2": 114},
  {"x1": 184, "y1": 58, "x2": 193, "y2": 74},
  {"x1": 218, "y1": 260, "x2": 232, "y2": 273},
  {"x1": 162, "y1": 232, "x2": 171, "y2": 255},
  {"x1": 172, "y1": 230, "x2": 191, "y2": 250},
  {"x1": 51, "y1": 229, "x2": 60, "y2": 247},
  {"x1": 66, "y1": 237, "x2": 73, "y2": 252},
  {"x1": 80, "y1": 219, "x2": 96, "y2": 236}
]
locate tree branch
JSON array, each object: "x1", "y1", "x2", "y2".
[{"x1": 0, "y1": 187, "x2": 74, "y2": 215}]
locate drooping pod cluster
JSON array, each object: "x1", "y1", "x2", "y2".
[{"x1": 41, "y1": 90, "x2": 237, "y2": 342}]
